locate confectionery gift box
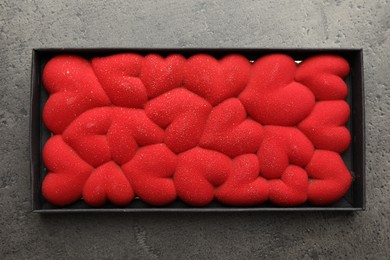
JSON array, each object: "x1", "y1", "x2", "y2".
[{"x1": 30, "y1": 48, "x2": 365, "y2": 212}]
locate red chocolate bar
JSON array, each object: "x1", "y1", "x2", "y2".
[{"x1": 41, "y1": 53, "x2": 352, "y2": 207}]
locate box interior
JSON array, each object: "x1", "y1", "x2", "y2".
[{"x1": 30, "y1": 48, "x2": 365, "y2": 212}]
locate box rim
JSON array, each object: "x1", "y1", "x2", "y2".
[
  {"x1": 33, "y1": 207, "x2": 364, "y2": 214},
  {"x1": 30, "y1": 49, "x2": 39, "y2": 211},
  {"x1": 359, "y1": 49, "x2": 366, "y2": 210},
  {"x1": 31, "y1": 47, "x2": 364, "y2": 50}
]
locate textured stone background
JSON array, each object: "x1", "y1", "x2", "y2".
[{"x1": 0, "y1": 0, "x2": 389, "y2": 259}]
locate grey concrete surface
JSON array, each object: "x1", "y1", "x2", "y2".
[{"x1": 0, "y1": 0, "x2": 389, "y2": 259}]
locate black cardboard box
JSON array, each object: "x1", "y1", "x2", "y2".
[{"x1": 30, "y1": 48, "x2": 365, "y2": 213}]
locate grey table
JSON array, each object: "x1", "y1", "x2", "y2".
[{"x1": 0, "y1": 0, "x2": 389, "y2": 259}]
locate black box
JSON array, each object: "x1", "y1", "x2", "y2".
[{"x1": 30, "y1": 48, "x2": 365, "y2": 213}]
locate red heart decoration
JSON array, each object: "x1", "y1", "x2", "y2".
[
  {"x1": 140, "y1": 54, "x2": 186, "y2": 98},
  {"x1": 295, "y1": 55, "x2": 350, "y2": 100},
  {"x1": 183, "y1": 54, "x2": 251, "y2": 106},
  {"x1": 145, "y1": 88, "x2": 212, "y2": 153},
  {"x1": 122, "y1": 144, "x2": 177, "y2": 206},
  {"x1": 306, "y1": 150, "x2": 352, "y2": 205},
  {"x1": 42, "y1": 135, "x2": 93, "y2": 206},
  {"x1": 257, "y1": 126, "x2": 314, "y2": 179},
  {"x1": 43, "y1": 55, "x2": 111, "y2": 134},
  {"x1": 200, "y1": 98, "x2": 263, "y2": 157},
  {"x1": 92, "y1": 53, "x2": 148, "y2": 108},
  {"x1": 82, "y1": 162, "x2": 134, "y2": 207},
  {"x1": 239, "y1": 54, "x2": 315, "y2": 126},
  {"x1": 174, "y1": 147, "x2": 231, "y2": 206},
  {"x1": 268, "y1": 165, "x2": 308, "y2": 206},
  {"x1": 298, "y1": 101, "x2": 351, "y2": 153},
  {"x1": 216, "y1": 154, "x2": 269, "y2": 206},
  {"x1": 108, "y1": 108, "x2": 165, "y2": 165}
]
